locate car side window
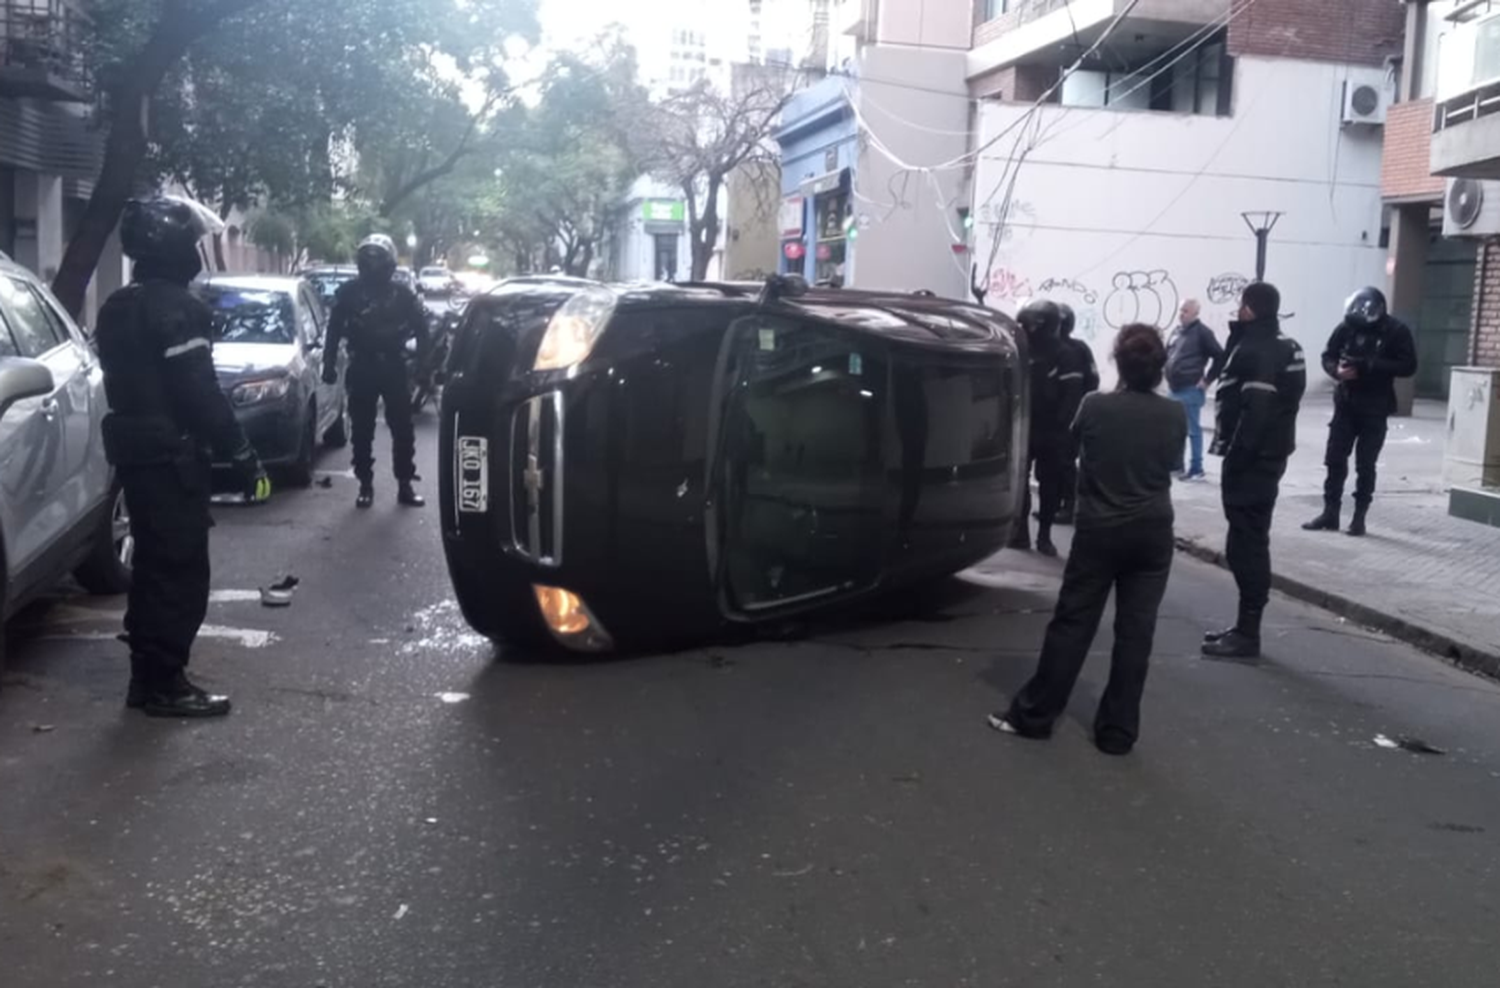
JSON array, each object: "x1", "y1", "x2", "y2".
[
  {"x1": 27, "y1": 283, "x2": 84, "y2": 349},
  {"x1": 0, "y1": 310, "x2": 19, "y2": 358},
  {"x1": 297, "y1": 293, "x2": 322, "y2": 347},
  {"x1": 0, "y1": 275, "x2": 66, "y2": 358}
]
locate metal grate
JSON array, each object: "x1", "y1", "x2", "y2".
[
  {"x1": 509, "y1": 392, "x2": 565, "y2": 566},
  {"x1": 0, "y1": 0, "x2": 90, "y2": 100}
]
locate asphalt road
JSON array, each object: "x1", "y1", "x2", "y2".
[{"x1": 2, "y1": 415, "x2": 1499, "y2": 988}]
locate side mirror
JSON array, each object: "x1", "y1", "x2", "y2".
[{"x1": 0, "y1": 357, "x2": 55, "y2": 420}]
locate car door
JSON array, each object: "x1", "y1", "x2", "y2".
[
  {"x1": 29, "y1": 280, "x2": 110, "y2": 518},
  {"x1": 298, "y1": 285, "x2": 339, "y2": 434},
  {"x1": 711, "y1": 311, "x2": 889, "y2": 614},
  {"x1": 0, "y1": 274, "x2": 78, "y2": 577}
]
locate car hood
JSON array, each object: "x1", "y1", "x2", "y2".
[{"x1": 213, "y1": 342, "x2": 302, "y2": 382}]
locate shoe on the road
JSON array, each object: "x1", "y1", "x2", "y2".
[
  {"x1": 987, "y1": 712, "x2": 1051, "y2": 740},
  {"x1": 1202, "y1": 630, "x2": 1261, "y2": 660},
  {"x1": 1094, "y1": 728, "x2": 1135, "y2": 756},
  {"x1": 1036, "y1": 534, "x2": 1059, "y2": 558},
  {"x1": 1347, "y1": 510, "x2": 1367, "y2": 537},
  {"x1": 398, "y1": 483, "x2": 426, "y2": 508},
  {"x1": 1183, "y1": 470, "x2": 1207, "y2": 482},
  {"x1": 1302, "y1": 509, "x2": 1340, "y2": 532},
  {"x1": 1202, "y1": 626, "x2": 1237, "y2": 645},
  {"x1": 140, "y1": 674, "x2": 231, "y2": 719},
  {"x1": 356, "y1": 484, "x2": 375, "y2": 510}
]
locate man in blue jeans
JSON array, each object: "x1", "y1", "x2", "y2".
[{"x1": 1165, "y1": 299, "x2": 1225, "y2": 479}]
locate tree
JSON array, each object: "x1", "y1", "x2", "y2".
[
  {"x1": 633, "y1": 66, "x2": 798, "y2": 281},
  {"x1": 52, "y1": 0, "x2": 538, "y2": 314}
]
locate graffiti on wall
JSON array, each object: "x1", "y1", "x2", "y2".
[
  {"x1": 1035, "y1": 277, "x2": 1101, "y2": 341},
  {"x1": 987, "y1": 267, "x2": 1032, "y2": 302},
  {"x1": 1103, "y1": 270, "x2": 1180, "y2": 331},
  {"x1": 1205, "y1": 272, "x2": 1251, "y2": 307}
]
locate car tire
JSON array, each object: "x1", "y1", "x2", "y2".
[
  {"x1": 284, "y1": 406, "x2": 317, "y2": 489},
  {"x1": 323, "y1": 400, "x2": 348, "y2": 448},
  {"x1": 74, "y1": 483, "x2": 134, "y2": 596}
]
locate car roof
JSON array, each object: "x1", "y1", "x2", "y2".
[
  {"x1": 469, "y1": 276, "x2": 1013, "y2": 344},
  {"x1": 199, "y1": 274, "x2": 306, "y2": 295},
  {"x1": 302, "y1": 265, "x2": 356, "y2": 274}
]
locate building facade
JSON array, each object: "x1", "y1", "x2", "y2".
[
  {"x1": 967, "y1": 0, "x2": 1403, "y2": 389},
  {"x1": 773, "y1": 0, "x2": 972, "y2": 296}
]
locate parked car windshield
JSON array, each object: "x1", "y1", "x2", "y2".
[{"x1": 196, "y1": 286, "x2": 297, "y2": 345}]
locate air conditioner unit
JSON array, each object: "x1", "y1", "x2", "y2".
[
  {"x1": 1341, "y1": 79, "x2": 1388, "y2": 126},
  {"x1": 1443, "y1": 179, "x2": 1500, "y2": 238}
]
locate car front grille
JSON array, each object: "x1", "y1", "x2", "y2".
[{"x1": 509, "y1": 391, "x2": 564, "y2": 566}]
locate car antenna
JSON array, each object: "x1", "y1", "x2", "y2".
[{"x1": 758, "y1": 273, "x2": 809, "y2": 306}]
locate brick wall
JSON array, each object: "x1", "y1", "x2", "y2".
[
  {"x1": 1475, "y1": 241, "x2": 1500, "y2": 368},
  {"x1": 1228, "y1": 0, "x2": 1404, "y2": 66},
  {"x1": 1381, "y1": 98, "x2": 1444, "y2": 201}
]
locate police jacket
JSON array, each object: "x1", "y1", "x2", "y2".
[
  {"x1": 1057, "y1": 338, "x2": 1099, "y2": 429},
  {"x1": 95, "y1": 278, "x2": 250, "y2": 466},
  {"x1": 326, "y1": 279, "x2": 429, "y2": 363},
  {"x1": 1214, "y1": 315, "x2": 1307, "y2": 465},
  {"x1": 1319, "y1": 315, "x2": 1417, "y2": 417}
]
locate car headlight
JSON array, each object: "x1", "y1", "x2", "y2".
[
  {"x1": 532, "y1": 584, "x2": 614, "y2": 652},
  {"x1": 230, "y1": 376, "x2": 293, "y2": 407},
  {"x1": 533, "y1": 287, "x2": 616, "y2": 372}
]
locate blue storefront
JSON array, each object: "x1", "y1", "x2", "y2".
[{"x1": 774, "y1": 76, "x2": 860, "y2": 285}]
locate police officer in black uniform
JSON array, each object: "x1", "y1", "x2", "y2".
[
  {"x1": 1202, "y1": 282, "x2": 1307, "y2": 660},
  {"x1": 323, "y1": 234, "x2": 430, "y2": 509},
  {"x1": 95, "y1": 195, "x2": 271, "y2": 718},
  {"x1": 1302, "y1": 287, "x2": 1417, "y2": 537},
  {"x1": 1010, "y1": 300, "x2": 1067, "y2": 557},
  {"x1": 1054, "y1": 303, "x2": 1099, "y2": 524}
]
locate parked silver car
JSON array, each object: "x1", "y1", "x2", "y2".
[{"x1": 0, "y1": 252, "x2": 132, "y2": 675}]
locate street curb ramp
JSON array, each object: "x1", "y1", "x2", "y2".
[{"x1": 1174, "y1": 536, "x2": 1500, "y2": 683}]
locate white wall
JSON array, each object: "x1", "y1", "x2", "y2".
[
  {"x1": 877, "y1": 0, "x2": 973, "y2": 50},
  {"x1": 850, "y1": 45, "x2": 971, "y2": 299},
  {"x1": 971, "y1": 55, "x2": 1388, "y2": 389}
]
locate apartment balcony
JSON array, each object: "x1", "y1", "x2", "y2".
[
  {"x1": 0, "y1": 0, "x2": 90, "y2": 103},
  {"x1": 1433, "y1": 8, "x2": 1500, "y2": 180},
  {"x1": 969, "y1": 0, "x2": 1229, "y2": 81}
]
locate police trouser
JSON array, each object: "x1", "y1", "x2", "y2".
[
  {"x1": 1020, "y1": 435, "x2": 1066, "y2": 530},
  {"x1": 119, "y1": 459, "x2": 212, "y2": 681},
  {"x1": 1006, "y1": 520, "x2": 1174, "y2": 746},
  {"x1": 1058, "y1": 433, "x2": 1081, "y2": 511},
  {"x1": 1323, "y1": 403, "x2": 1388, "y2": 509},
  {"x1": 348, "y1": 355, "x2": 416, "y2": 484},
  {"x1": 1221, "y1": 457, "x2": 1287, "y2": 636}
]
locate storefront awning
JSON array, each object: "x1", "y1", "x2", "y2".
[{"x1": 800, "y1": 167, "x2": 849, "y2": 198}]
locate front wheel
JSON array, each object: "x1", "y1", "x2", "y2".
[{"x1": 74, "y1": 483, "x2": 133, "y2": 595}]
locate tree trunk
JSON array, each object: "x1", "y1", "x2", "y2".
[{"x1": 690, "y1": 176, "x2": 723, "y2": 282}]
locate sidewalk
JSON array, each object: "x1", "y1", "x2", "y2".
[{"x1": 1170, "y1": 390, "x2": 1500, "y2": 678}]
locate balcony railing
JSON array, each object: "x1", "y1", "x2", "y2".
[{"x1": 0, "y1": 0, "x2": 90, "y2": 102}]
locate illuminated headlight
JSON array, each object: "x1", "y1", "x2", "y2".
[
  {"x1": 533, "y1": 287, "x2": 616, "y2": 372},
  {"x1": 532, "y1": 584, "x2": 615, "y2": 652},
  {"x1": 230, "y1": 376, "x2": 292, "y2": 407}
]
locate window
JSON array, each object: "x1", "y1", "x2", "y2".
[
  {"x1": 194, "y1": 286, "x2": 297, "y2": 345},
  {"x1": 28, "y1": 283, "x2": 80, "y2": 348},
  {"x1": 1063, "y1": 30, "x2": 1232, "y2": 117},
  {"x1": 984, "y1": 0, "x2": 1009, "y2": 19},
  {"x1": 0, "y1": 276, "x2": 66, "y2": 357},
  {"x1": 0, "y1": 317, "x2": 18, "y2": 358}
]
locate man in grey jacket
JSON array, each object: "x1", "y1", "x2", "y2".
[{"x1": 1165, "y1": 299, "x2": 1225, "y2": 480}]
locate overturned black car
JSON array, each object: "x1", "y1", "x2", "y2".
[{"x1": 439, "y1": 276, "x2": 1029, "y2": 654}]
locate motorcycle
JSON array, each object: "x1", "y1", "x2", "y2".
[{"x1": 409, "y1": 294, "x2": 465, "y2": 413}]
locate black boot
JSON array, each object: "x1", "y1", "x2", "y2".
[
  {"x1": 397, "y1": 481, "x2": 426, "y2": 508},
  {"x1": 356, "y1": 482, "x2": 375, "y2": 509},
  {"x1": 1302, "y1": 503, "x2": 1340, "y2": 531},
  {"x1": 1036, "y1": 526, "x2": 1058, "y2": 558},
  {"x1": 1347, "y1": 504, "x2": 1368, "y2": 537},
  {"x1": 1202, "y1": 626, "x2": 1238, "y2": 645},
  {"x1": 1203, "y1": 605, "x2": 1262, "y2": 659},
  {"x1": 140, "y1": 672, "x2": 231, "y2": 719}
]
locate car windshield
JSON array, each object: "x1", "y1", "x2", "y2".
[
  {"x1": 197, "y1": 287, "x2": 297, "y2": 345},
  {"x1": 421, "y1": 267, "x2": 448, "y2": 279}
]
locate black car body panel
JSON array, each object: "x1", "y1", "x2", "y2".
[{"x1": 439, "y1": 278, "x2": 1028, "y2": 653}]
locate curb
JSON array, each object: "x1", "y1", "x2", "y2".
[{"x1": 1173, "y1": 536, "x2": 1500, "y2": 683}]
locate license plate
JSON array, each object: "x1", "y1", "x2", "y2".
[{"x1": 457, "y1": 436, "x2": 489, "y2": 513}]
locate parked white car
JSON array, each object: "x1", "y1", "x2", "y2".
[{"x1": 0, "y1": 252, "x2": 132, "y2": 678}]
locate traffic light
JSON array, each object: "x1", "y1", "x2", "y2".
[
  {"x1": 957, "y1": 207, "x2": 974, "y2": 232},
  {"x1": 845, "y1": 214, "x2": 859, "y2": 241}
]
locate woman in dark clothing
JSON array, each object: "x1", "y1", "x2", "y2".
[{"x1": 989, "y1": 324, "x2": 1187, "y2": 755}]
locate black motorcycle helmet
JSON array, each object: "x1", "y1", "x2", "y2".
[
  {"x1": 356, "y1": 234, "x2": 398, "y2": 285},
  {"x1": 1057, "y1": 302, "x2": 1077, "y2": 340},
  {"x1": 1344, "y1": 286, "x2": 1387, "y2": 329},
  {"x1": 120, "y1": 195, "x2": 223, "y2": 264},
  {"x1": 1018, "y1": 299, "x2": 1062, "y2": 344}
]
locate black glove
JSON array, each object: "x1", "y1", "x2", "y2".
[
  {"x1": 231, "y1": 443, "x2": 272, "y2": 503},
  {"x1": 322, "y1": 365, "x2": 339, "y2": 386}
]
